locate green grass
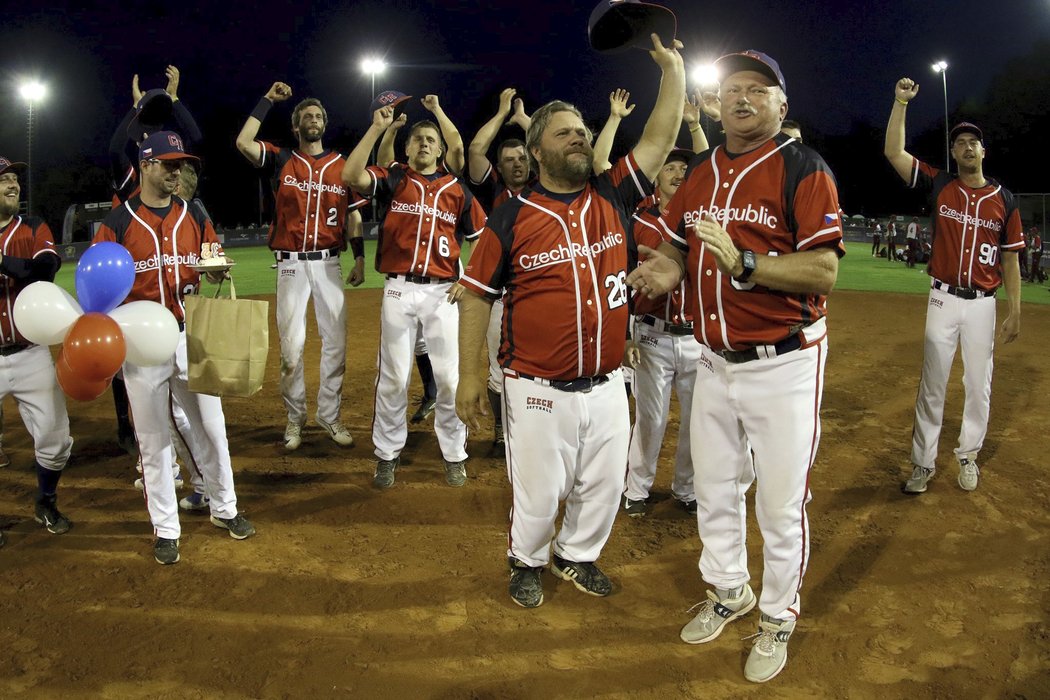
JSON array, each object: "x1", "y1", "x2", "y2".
[
  {"x1": 53, "y1": 239, "x2": 1049, "y2": 305},
  {"x1": 836, "y1": 241, "x2": 1049, "y2": 305}
]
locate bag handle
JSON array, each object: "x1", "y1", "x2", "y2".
[{"x1": 211, "y1": 273, "x2": 237, "y2": 300}]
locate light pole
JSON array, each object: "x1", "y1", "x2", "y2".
[
  {"x1": 360, "y1": 57, "x2": 387, "y2": 166},
  {"x1": 360, "y1": 57, "x2": 387, "y2": 102},
  {"x1": 691, "y1": 63, "x2": 719, "y2": 141},
  {"x1": 18, "y1": 80, "x2": 47, "y2": 216},
  {"x1": 932, "y1": 61, "x2": 949, "y2": 171}
]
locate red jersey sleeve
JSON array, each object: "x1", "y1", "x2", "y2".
[
  {"x1": 460, "y1": 226, "x2": 508, "y2": 299},
  {"x1": 255, "y1": 140, "x2": 282, "y2": 170},
  {"x1": 366, "y1": 165, "x2": 393, "y2": 204},
  {"x1": 793, "y1": 171, "x2": 845, "y2": 254},
  {"x1": 30, "y1": 222, "x2": 59, "y2": 258}
]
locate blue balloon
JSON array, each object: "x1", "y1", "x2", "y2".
[{"x1": 75, "y1": 242, "x2": 136, "y2": 314}]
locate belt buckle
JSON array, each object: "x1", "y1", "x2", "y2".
[{"x1": 577, "y1": 377, "x2": 595, "y2": 393}]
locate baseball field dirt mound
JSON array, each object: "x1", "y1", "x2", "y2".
[{"x1": 0, "y1": 289, "x2": 1046, "y2": 698}]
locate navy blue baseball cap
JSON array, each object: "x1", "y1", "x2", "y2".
[
  {"x1": 588, "y1": 0, "x2": 677, "y2": 53},
  {"x1": 138, "y1": 131, "x2": 199, "y2": 163},
  {"x1": 0, "y1": 157, "x2": 28, "y2": 176},
  {"x1": 715, "y1": 50, "x2": 788, "y2": 95},
  {"x1": 950, "y1": 122, "x2": 983, "y2": 144},
  {"x1": 369, "y1": 90, "x2": 412, "y2": 119},
  {"x1": 127, "y1": 88, "x2": 174, "y2": 142}
]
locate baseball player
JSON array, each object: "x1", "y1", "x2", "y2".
[
  {"x1": 236, "y1": 82, "x2": 367, "y2": 451},
  {"x1": 342, "y1": 98, "x2": 486, "y2": 488},
  {"x1": 906, "y1": 216, "x2": 920, "y2": 268},
  {"x1": 466, "y1": 88, "x2": 534, "y2": 449},
  {"x1": 0, "y1": 157, "x2": 75, "y2": 540},
  {"x1": 872, "y1": 220, "x2": 882, "y2": 257},
  {"x1": 95, "y1": 131, "x2": 256, "y2": 565},
  {"x1": 108, "y1": 67, "x2": 203, "y2": 455},
  {"x1": 629, "y1": 50, "x2": 843, "y2": 682},
  {"x1": 1028, "y1": 228, "x2": 1044, "y2": 283},
  {"x1": 885, "y1": 79, "x2": 1024, "y2": 495},
  {"x1": 456, "y1": 34, "x2": 686, "y2": 608},
  {"x1": 623, "y1": 90, "x2": 715, "y2": 517}
]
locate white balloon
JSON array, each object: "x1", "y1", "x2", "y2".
[
  {"x1": 13, "y1": 282, "x2": 84, "y2": 346},
  {"x1": 107, "y1": 301, "x2": 180, "y2": 366}
]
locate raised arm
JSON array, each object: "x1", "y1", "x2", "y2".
[
  {"x1": 342, "y1": 106, "x2": 394, "y2": 194},
  {"x1": 378, "y1": 113, "x2": 407, "y2": 167},
  {"x1": 633, "y1": 34, "x2": 687, "y2": 180},
  {"x1": 884, "y1": 77, "x2": 920, "y2": 182},
  {"x1": 593, "y1": 88, "x2": 635, "y2": 174},
  {"x1": 235, "y1": 82, "x2": 292, "y2": 165},
  {"x1": 423, "y1": 95, "x2": 465, "y2": 176},
  {"x1": 469, "y1": 88, "x2": 516, "y2": 183},
  {"x1": 508, "y1": 97, "x2": 531, "y2": 132},
  {"x1": 682, "y1": 88, "x2": 711, "y2": 153}
]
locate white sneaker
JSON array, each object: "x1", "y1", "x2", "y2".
[
  {"x1": 680, "y1": 584, "x2": 756, "y2": 644},
  {"x1": 744, "y1": 614, "x2": 795, "y2": 683},
  {"x1": 957, "y1": 455, "x2": 980, "y2": 491},
  {"x1": 316, "y1": 415, "x2": 354, "y2": 447},
  {"x1": 284, "y1": 422, "x2": 303, "y2": 450},
  {"x1": 903, "y1": 465, "x2": 935, "y2": 494},
  {"x1": 179, "y1": 491, "x2": 210, "y2": 511}
]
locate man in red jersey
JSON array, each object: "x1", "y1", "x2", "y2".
[
  {"x1": 885, "y1": 78, "x2": 1023, "y2": 496},
  {"x1": 455, "y1": 33, "x2": 685, "y2": 609},
  {"x1": 236, "y1": 82, "x2": 367, "y2": 452},
  {"x1": 0, "y1": 157, "x2": 74, "y2": 545},
  {"x1": 628, "y1": 49, "x2": 843, "y2": 682},
  {"x1": 343, "y1": 99, "x2": 486, "y2": 489},
  {"x1": 96, "y1": 132, "x2": 256, "y2": 565}
]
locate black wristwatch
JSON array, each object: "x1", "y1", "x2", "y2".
[{"x1": 735, "y1": 250, "x2": 757, "y2": 282}]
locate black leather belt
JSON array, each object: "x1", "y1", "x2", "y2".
[
  {"x1": 720, "y1": 334, "x2": 803, "y2": 364},
  {"x1": 275, "y1": 248, "x2": 340, "y2": 261},
  {"x1": 932, "y1": 279, "x2": 994, "y2": 300},
  {"x1": 178, "y1": 322, "x2": 185, "y2": 332},
  {"x1": 387, "y1": 273, "x2": 458, "y2": 284},
  {"x1": 639, "y1": 314, "x2": 694, "y2": 336},
  {"x1": 517, "y1": 372, "x2": 610, "y2": 393},
  {"x1": 0, "y1": 344, "x2": 28, "y2": 356}
]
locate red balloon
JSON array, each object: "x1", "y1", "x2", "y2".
[
  {"x1": 62, "y1": 312, "x2": 127, "y2": 382},
  {"x1": 56, "y1": 349, "x2": 111, "y2": 402}
]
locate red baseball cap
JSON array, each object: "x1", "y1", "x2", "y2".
[
  {"x1": 715, "y1": 50, "x2": 788, "y2": 95},
  {"x1": 138, "y1": 131, "x2": 199, "y2": 163},
  {"x1": 588, "y1": 0, "x2": 677, "y2": 53},
  {"x1": 0, "y1": 157, "x2": 28, "y2": 177}
]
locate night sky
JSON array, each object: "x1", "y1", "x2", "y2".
[{"x1": 2, "y1": 0, "x2": 1048, "y2": 225}]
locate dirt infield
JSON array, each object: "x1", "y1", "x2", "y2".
[{"x1": 0, "y1": 288, "x2": 1046, "y2": 699}]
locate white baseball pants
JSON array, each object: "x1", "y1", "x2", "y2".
[
  {"x1": 911, "y1": 289, "x2": 996, "y2": 468},
  {"x1": 275, "y1": 256, "x2": 347, "y2": 426},
  {"x1": 691, "y1": 335, "x2": 827, "y2": 621},
  {"x1": 123, "y1": 332, "x2": 239, "y2": 540},
  {"x1": 372, "y1": 276, "x2": 467, "y2": 462},
  {"x1": 624, "y1": 326, "x2": 702, "y2": 503},
  {"x1": 504, "y1": 370, "x2": 629, "y2": 567},
  {"x1": 0, "y1": 345, "x2": 73, "y2": 471}
]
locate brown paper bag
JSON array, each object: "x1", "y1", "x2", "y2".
[{"x1": 185, "y1": 275, "x2": 269, "y2": 397}]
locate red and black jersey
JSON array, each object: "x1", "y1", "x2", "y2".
[
  {"x1": 661, "y1": 134, "x2": 844, "y2": 352},
  {"x1": 631, "y1": 202, "x2": 692, "y2": 324},
  {"x1": 366, "y1": 164, "x2": 486, "y2": 278},
  {"x1": 461, "y1": 152, "x2": 653, "y2": 380},
  {"x1": 255, "y1": 142, "x2": 366, "y2": 253},
  {"x1": 94, "y1": 196, "x2": 220, "y2": 323},
  {"x1": 909, "y1": 158, "x2": 1024, "y2": 292},
  {"x1": 0, "y1": 216, "x2": 61, "y2": 345},
  {"x1": 468, "y1": 164, "x2": 530, "y2": 214}
]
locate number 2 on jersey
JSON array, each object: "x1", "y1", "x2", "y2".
[
  {"x1": 326, "y1": 208, "x2": 338, "y2": 226},
  {"x1": 604, "y1": 271, "x2": 628, "y2": 310}
]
